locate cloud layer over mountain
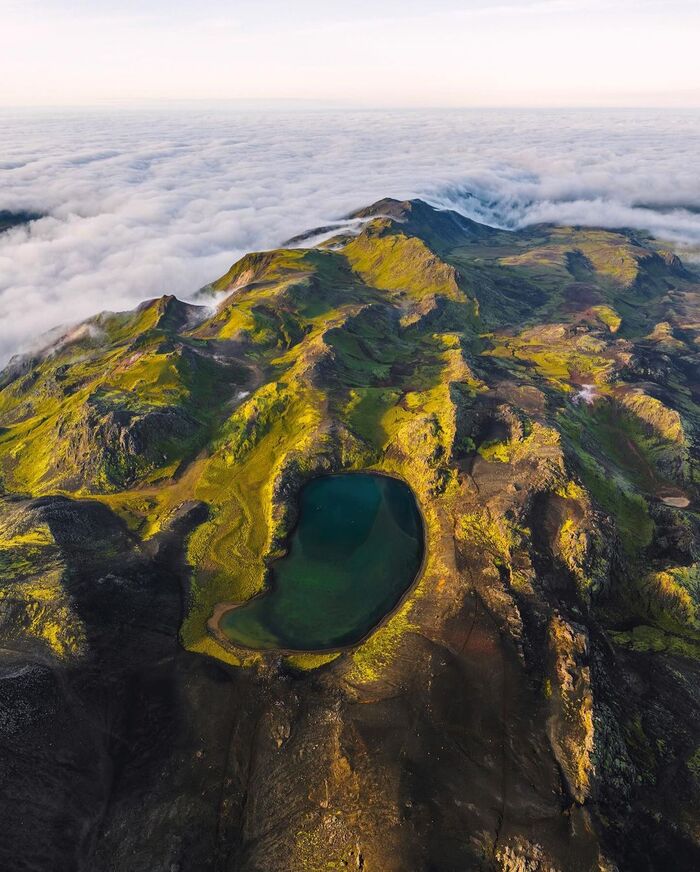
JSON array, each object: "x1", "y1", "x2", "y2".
[{"x1": 1, "y1": 107, "x2": 699, "y2": 364}]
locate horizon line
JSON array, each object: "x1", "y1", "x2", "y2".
[{"x1": 1, "y1": 98, "x2": 700, "y2": 112}]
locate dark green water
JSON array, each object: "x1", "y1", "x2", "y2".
[{"x1": 219, "y1": 473, "x2": 424, "y2": 651}]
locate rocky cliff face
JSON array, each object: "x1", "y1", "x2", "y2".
[{"x1": 1, "y1": 199, "x2": 699, "y2": 871}]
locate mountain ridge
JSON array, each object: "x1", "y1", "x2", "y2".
[{"x1": 1, "y1": 197, "x2": 699, "y2": 871}]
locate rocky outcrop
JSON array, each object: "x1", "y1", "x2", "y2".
[{"x1": 546, "y1": 615, "x2": 595, "y2": 805}]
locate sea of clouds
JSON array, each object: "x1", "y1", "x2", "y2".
[{"x1": 1, "y1": 107, "x2": 699, "y2": 365}]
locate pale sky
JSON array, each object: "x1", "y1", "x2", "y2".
[{"x1": 1, "y1": 0, "x2": 699, "y2": 107}]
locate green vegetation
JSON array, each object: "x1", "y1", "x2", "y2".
[
  {"x1": 1, "y1": 197, "x2": 697, "y2": 681},
  {"x1": 483, "y1": 324, "x2": 615, "y2": 391},
  {"x1": 477, "y1": 421, "x2": 560, "y2": 465},
  {"x1": 611, "y1": 625, "x2": 700, "y2": 659},
  {"x1": 0, "y1": 506, "x2": 84, "y2": 658},
  {"x1": 611, "y1": 564, "x2": 700, "y2": 659},
  {"x1": 591, "y1": 305, "x2": 622, "y2": 333}
]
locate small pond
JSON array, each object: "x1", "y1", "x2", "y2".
[{"x1": 216, "y1": 473, "x2": 424, "y2": 651}]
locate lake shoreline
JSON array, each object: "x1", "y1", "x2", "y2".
[{"x1": 206, "y1": 468, "x2": 428, "y2": 657}]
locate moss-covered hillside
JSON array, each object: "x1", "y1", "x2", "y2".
[{"x1": 1, "y1": 198, "x2": 699, "y2": 871}]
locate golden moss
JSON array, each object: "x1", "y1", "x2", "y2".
[
  {"x1": 478, "y1": 422, "x2": 560, "y2": 465},
  {"x1": 0, "y1": 569, "x2": 86, "y2": 659},
  {"x1": 285, "y1": 652, "x2": 342, "y2": 671},
  {"x1": 554, "y1": 480, "x2": 587, "y2": 502},
  {"x1": 618, "y1": 390, "x2": 685, "y2": 445},
  {"x1": 0, "y1": 512, "x2": 79, "y2": 662},
  {"x1": 503, "y1": 228, "x2": 649, "y2": 288},
  {"x1": 640, "y1": 565, "x2": 699, "y2": 633},
  {"x1": 483, "y1": 324, "x2": 615, "y2": 390},
  {"x1": 347, "y1": 595, "x2": 418, "y2": 685},
  {"x1": 478, "y1": 439, "x2": 512, "y2": 463},
  {"x1": 456, "y1": 510, "x2": 532, "y2": 591},
  {"x1": 187, "y1": 634, "x2": 262, "y2": 669},
  {"x1": 343, "y1": 230, "x2": 464, "y2": 302},
  {"x1": 591, "y1": 305, "x2": 622, "y2": 333},
  {"x1": 457, "y1": 511, "x2": 514, "y2": 562}
]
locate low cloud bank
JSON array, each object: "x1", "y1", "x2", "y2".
[{"x1": 1, "y1": 107, "x2": 699, "y2": 364}]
